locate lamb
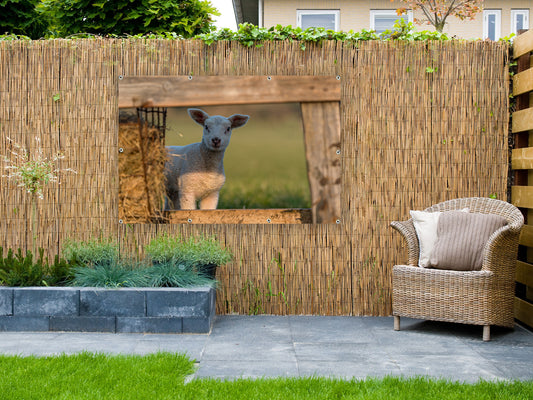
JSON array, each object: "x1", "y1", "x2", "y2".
[{"x1": 165, "y1": 108, "x2": 249, "y2": 210}]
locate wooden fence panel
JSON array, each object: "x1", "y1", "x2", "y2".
[{"x1": 511, "y1": 29, "x2": 533, "y2": 329}]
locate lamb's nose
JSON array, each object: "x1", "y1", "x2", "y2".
[{"x1": 212, "y1": 137, "x2": 221, "y2": 146}]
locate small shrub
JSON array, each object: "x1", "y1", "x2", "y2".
[
  {"x1": 0, "y1": 247, "x2": 73, "y2": 287},
  {"x1": 47, "y1": 255, "x2": 74, "y2": 286}
]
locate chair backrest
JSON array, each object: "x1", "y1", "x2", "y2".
[{"x1": 423, "y1": 197, "x2": 524, "y2": 230}]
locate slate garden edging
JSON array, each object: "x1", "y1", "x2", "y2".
[{"x1": 0, "y1": 286, "x2": 215, "y2": 334}]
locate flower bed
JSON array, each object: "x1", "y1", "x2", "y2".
[{"x1": 0, "y1": 286, "x2": 215, "y2": 334}]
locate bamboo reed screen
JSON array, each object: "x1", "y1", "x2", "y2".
[{"x1": 0, "y1": 39, "x2": 509, "y2": 316}]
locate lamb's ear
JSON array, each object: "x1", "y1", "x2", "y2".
[
  {"x1": 228, "y1": 114, "x2": 249, "y2": 129},
  {"x1": 188, "y1": 108, "x2": 209, "y2": 126}
]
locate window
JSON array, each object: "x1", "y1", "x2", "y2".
[
  {"x1": 297, "y1": 10, "x2": 340, "y2": 31},
  {"x1": 370, "y1": 10, "x2": 412, "y2": 33},
  {"x1": 511, "y1": 9, "x2": 529, "y2": 35},
  {"x1": 483, "y1": 10, "x2": 501, "y2": 41}
]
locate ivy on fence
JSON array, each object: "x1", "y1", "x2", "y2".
[{"x1": 0, "y1": 20, "x2": 452, "y2": 47}]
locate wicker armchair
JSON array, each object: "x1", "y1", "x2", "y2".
[{"x1": 391, "y1": 197, "x2": 524, "y2": 341}]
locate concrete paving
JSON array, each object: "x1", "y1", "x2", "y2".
[{"x1": 0, "y1": 315, "x2": 532, "y2": 382}]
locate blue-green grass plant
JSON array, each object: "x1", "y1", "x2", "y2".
[
  {"x1": 147, "y1": 262, "x2": 216, "y2": 288},
  {"x1": 70, "y1": 262, "x2": 150, "y2": 288}
]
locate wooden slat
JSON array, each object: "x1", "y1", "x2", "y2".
[
  {"x1": 512, "y1": 186, "x2": 533, "y2": 208},
  {"x1": 119, "y1": 76, "x2": 341, "y2": 108},
  {"x1": 516, "y1": 261, "x2": 533, "y2": 287},
  {"x1": 513, "y1": 68, "x2": 533, "y2": 96},
  {"x1": 164, "y1": 209, "x2": 313, "y2": 224},
  {"x1": 519, "y1": 224, "x2": 533, "y2": 247},
  {"x1": 512, "y1": 107, "x2": 533, "y2": 133},
  {"x1": 512, "y1": 147, "x2": 533, "y2": 170},
  {"x1": 513, "y1": 29, "x2": 533, "y2": 59},
  {"x1": 301, "y1": 102, "x2": 342, "y2": 224},
  {"x1": 514, "y1": 297, "x2": 533, "y2": 328}
]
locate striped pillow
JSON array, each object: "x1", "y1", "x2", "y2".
[{"x1": 430, "y1": 212, "x2": 508, "y2": 271}]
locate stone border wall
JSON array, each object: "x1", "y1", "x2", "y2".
[{"x1": 0, "y1": 287, "x2": 215, "y2": 334}]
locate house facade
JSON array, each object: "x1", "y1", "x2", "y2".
[{"x1": 232, "y1": 0, "x2": 531, "y2": 40}]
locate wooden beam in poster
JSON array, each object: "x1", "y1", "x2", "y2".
[
  {"x1": 164, "y1": 209, "x2": 313, "y2": 224},
  {"x1": 300, "y1": 101, "x2": 342, "y2": 224},
  {"x1": 119, "y1": 76, "x2": 341, "y2": 108}
]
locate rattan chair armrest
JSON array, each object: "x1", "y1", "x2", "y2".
[
  {"x1": 482, "y1": 223, "x2": 522, "y2": 275},
  {"x1": 390, "y1": 220, "x2": 419, "y2": 266}
]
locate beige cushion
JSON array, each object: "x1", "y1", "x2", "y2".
[
  {"x1": 410, "y1": 210, "x2": 441, "y2": 268},
  {"x1": 410, "y1": 208, "x2": 469, "y2": 268},
  {"x1": 430, "y1": 212, "x2": 508, "y2": 271}
]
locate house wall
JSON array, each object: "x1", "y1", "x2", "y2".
[{"x1": 263, "y1": 0, "x2": 531, "y2": 39}]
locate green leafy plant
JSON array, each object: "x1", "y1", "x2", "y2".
[
  {"x1": 62, "y1": 237, "x2": 119, "y2": 267},
  {"x1": 38, "y1": 0, "x2": 219, "y2": 38},
  {"x1": 0, "y1": 247, "x2": 73, "y2": 287},
  {"x1": 145, "y1": 234, "x2": 233, "y2": 268},
  {"x1": 197, "y1": 21, "x2": 450, "y2": 49},
  {"x1": 0, "y1": 0, "x2": 50, "y2": 39}
]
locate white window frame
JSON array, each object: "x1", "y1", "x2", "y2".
[
  {"x1": 483, "y1": 9, "x2": 501, "y2": 41},
  {"x1": 297, "y1": 9, "x2": 340, "y2": 31},
  {"x1": 511, "y1": 9, "x2": 529, "y2": 36},
  {"x1": 370, "y1": 9, "x2": 413, "y2": 33}
]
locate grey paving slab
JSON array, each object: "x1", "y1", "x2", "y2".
[
  {"x1": 0, "y1": 316, "x2": 531, "y2": 382},
  {"x1": 298, "y1": 360, "x2": 401, "y2": 379},
  {"x1": 195, "y1": 360, "x2": 300, "y2": 380}
]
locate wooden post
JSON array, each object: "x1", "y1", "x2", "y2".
[{"x1": 300, "y1": 102, "x2": 342, "y2": 224}]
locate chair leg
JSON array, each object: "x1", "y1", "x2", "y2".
[
  {"x1": 394, "y1": 315, "x2": 400, "y2": 331},
  {"x1": 483, "y1": 325, "x2": 490, "y2": 342}
]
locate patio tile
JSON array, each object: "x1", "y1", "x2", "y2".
[{"x1": 195, "y1": 360, "x2": 299, "y2": 380}]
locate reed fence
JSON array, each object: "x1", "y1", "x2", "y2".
[{"x1": 0, "y1": 39, "x2": 510, "y2": 316}]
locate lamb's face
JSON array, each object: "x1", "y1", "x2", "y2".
[
  {"x1": 188, "y1": 108, "x2": 249, "y2": 152},
  {"x1": 202, "y1": 116, "x2": 233, "y2": 152}
]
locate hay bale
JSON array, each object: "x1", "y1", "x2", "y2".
[{"x1": 119, "y1": 117, "x2": 167, "y2": 223}]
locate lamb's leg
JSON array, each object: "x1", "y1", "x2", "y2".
[
  {"x1": 179, "y1": 192, "x2": 197, "y2": 210},
  {"x1": 199, "y1": 192, "x2": 219, "y2": 210}
]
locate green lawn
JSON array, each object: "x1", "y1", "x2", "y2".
[
  {"x1": 166, "y1": 104, "x2": 311, "y2": 209},
  {"x1": 0, "y1": 352, "x2": 532, "y2": 400}
]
